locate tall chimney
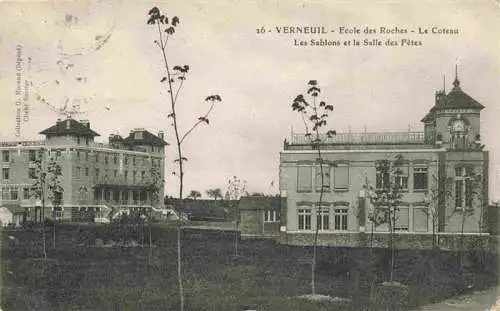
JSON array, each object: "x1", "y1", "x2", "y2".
[{"x1": 158, "y1": 131, "x2": 164, "y2": 139}]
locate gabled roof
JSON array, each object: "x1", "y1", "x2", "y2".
[
  {"x1": 434, "y1": 79, "x2": 485, "y2": 110},
  {"x1": 39, "y1": 119, "x2": 100, "y2": 137},
  {"x1": 239, "y1": 196, "x2": 281, "y2": 211},
  {"x1": 123, "y1": 130, "x2": 168, "y2": 147}
]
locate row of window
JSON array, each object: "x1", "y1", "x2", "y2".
[
  {"x1": 298, "y1": 208, "x2": 348, "y2": 231},
  {"x1": 297, "y1": 164, "x2": 349, "y2": 192},
  {"x1": 74, "y1": 151, "x2": 162, "y2": 167},
  {"x1": 376, "y1": 165, "x2": 428, "y2": 191},
  {"x1": 297, "y1": 164, "x2": 429, "y2": 193},
  {"x1": 92, "y1": 188, "x2": 149, "y2": 202},
  {"x1": 296, "y1": 206, "x2": 430, "y2": 232},
  {"x1": 75, "y1": 167, "x2": 149, "y2": 183},
  {"x1": 1, "y1": 186, "x2": 33, "y2": 201},
  {"x1": 1, "y1": 149, "x2": 163, "y2": 168},
  {"x1": 0, "y1": 185, "x2": 152, "y2": 202}
]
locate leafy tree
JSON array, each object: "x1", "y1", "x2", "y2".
[
  {"x1": 423, "y1": 174, "x2": 440, "y2": 250},
  {"x1": 188, "y1": 190, "x2": 202, "y2": 200},
  {"x1": 46, "y1": 153, "x2": 64, "y2": 248},
  {"x1": 31, "y1": 149, "x2": 48, "y2": 259},
  {"x1": 30, "y1": 148, "x2": 64, "y2": 255},
  {"x1": 368, "y1": 154, "x2": 405, "y2": 283},
  {"x1": 147, "y1": 7, "x2": 221, "y2": 311},
  {"x1": 449, "y1": 167, "x2": 485, "y2": 270},
  {"x1": 145, "y1": 165, "x2": 164, "y2": 260},
  {"x1": 226, "y1": 176, "x2": 247, "y2": 256},
  {"x1": 226, "y1": 176, "x2": 247, "y2": 200},
  {"x1": 291, "y1": 80, "x2": 336, "y2": 296},
  {"x1": 147, "y1": 165, "x2": 164, "y2": 207},
  {"x1": 205, "y1": 188, "x2": 222, "y2": 200}
]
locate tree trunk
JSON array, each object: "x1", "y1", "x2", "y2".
[
  {"x1": 177, "y1": 223, "x2": 184, "y2": 311},
  {"x1": 388, "y1": 207, "x2": 395, "y2": 282},
  {"x1": 460, "y1": 211, "x2": 465, "y2": 270},
  {"x1": 148, "y1": 222, "x2": 152, "y2": 264},
  {"x1": 41, "y1": 197, "x2": 47, "y2": 260},
  {"x1": 235, "y1": 220, "x2": 239, "y2": 256},
  {"x1": 311, "y1": 145, "x2": 325, "y2": 296},
  {"x1": 53, "y1": 222, "x2": 56, "y2": 248},
  {"x1": 369, "y1": 222, "x2": 375, "y2": 301}
]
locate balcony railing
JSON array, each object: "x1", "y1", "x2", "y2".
[
  {"x1": 290, "y1": 132, "x2": 426, "y2": 145},
  {"x1": 0, "y1": 140, "x2": 46, "y2": 147},
  {"x1": 93, "y1": 176, "x2": 154, "y2": 187}
]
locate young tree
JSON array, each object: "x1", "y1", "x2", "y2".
[
  {"x1": 421, "y1": 174, "x2": 442, "y2": 292},
  {"x1": 147, "y1": 7, "x2": 222, "y2": 311},
  {"x1": 31, "y1": 149, "x2": 48, "y2": 259},
  {"x1": 450, "y1": 167, "x2": 484, "y2": 270},
  {"x1": 368, "y1": 155, "x2": 405, "y2": 283},
  {"x1": 146, "y1": 165, "x2": 164, "y2": 260},
  {"x1": 226, "y1": 176, "x2": 247, "y2": 200},
  {"x1": 424, "y1": 174, "x2": 440, "y2": 250},
  {"x1": 188, "y1": 190, "x2": 202, "y2": 200},
  {"x1": 205, "y1": 188, "x2": 222, "y2": 200},
  {"x1": 31, "y1": 149, "x2": 64, "y2": 254},
  {"x1": 291, "y1": 80, "x2": 336, "y2": 297},
  {"x1": 46, "y1": 153, "x2": 64, "y2": 248},
  {"x1": 225, "y1": 176, "x2": 247, "y2": 256}
]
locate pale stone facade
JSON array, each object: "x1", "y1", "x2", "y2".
[
  {"x1": 279, "y1": 76, "x2": 489, "y2": 246},
  {"x1": 0, "y1": 117, "x2": 167, "y2": 223}
]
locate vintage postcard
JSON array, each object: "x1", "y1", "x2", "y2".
[{"x1": 0, "y1": 0, "x2": 499, "y2": 310}]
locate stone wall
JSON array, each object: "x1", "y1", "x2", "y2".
[{"x1": 282, "y1": 232, "x2": 496, "y2": 252}]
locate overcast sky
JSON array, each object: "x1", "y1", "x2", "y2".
[{"x1": 0, "y1": 0, "x2": 499, "y2": 199}]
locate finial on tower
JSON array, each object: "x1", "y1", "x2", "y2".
[{"x1": 453, "y1": 62, "x2": 460, "y2": 88}]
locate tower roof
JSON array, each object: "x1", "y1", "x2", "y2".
[
  {"x1": 421, "y1": 76, "x2": 484, "y2": 123},
  {"x1": 434, "y1": 78, "x2": 484, "y2": 111},
  {"x1": 39, "y1": 118, "x2": 100, "y2": 137}
]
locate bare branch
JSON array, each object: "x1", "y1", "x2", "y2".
[{"x1": 180, "y1": 100, "x2": 216, "y2": 144}]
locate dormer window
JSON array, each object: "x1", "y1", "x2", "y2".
[{"x1": 134, "y1": 131, "x2": 143, "y2": 140}]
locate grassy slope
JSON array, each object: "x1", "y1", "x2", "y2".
[{"x1": 1, "y1": 225, "x2": 498, "y2": 311}]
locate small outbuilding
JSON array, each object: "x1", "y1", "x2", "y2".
[{"x1": 239, "y1": 196, "x2": 284, "y2": 239}]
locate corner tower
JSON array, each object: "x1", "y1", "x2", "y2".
[{"x1": 422, "y1": 69, "x2": 484, "y2": 150}]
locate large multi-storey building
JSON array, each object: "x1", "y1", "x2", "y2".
[
  {"x1": 0, "y1": 117, "x2": 167, "y2": 225},
  {"x1": 279, "y1": 75, "x2": 489, "y2": 246}
]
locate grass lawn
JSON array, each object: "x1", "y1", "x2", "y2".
[{"x1": 1, "y1": 224, "x2": 498, "y2": 310}]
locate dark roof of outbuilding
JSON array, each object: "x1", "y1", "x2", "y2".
[
  {"x1": 238, "y1": 196, "x2": 282, "y2": 211},
  {"x1": 39, "y1": 119, "x2": 100, "y2": 137}
]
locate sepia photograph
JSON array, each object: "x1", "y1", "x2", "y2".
[{"x1": 0, "y1": 0, "x2": 499, "y2": 310}]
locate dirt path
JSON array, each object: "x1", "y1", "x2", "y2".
[{"x1": 416, "y1": 286, "x2": 499, "y2": 311}]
